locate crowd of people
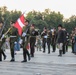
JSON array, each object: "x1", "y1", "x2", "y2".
[
  {"x1": 0, "y1": 19, "x2": 76, "y2": 62},
  {"x1": 36, "y1": 24, "x2": 76, "y2": 56}
]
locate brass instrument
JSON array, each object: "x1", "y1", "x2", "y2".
[
  {"x1": 0, "y1": 27, "x2": 12, "y2": 40},
  {"x1": 4, "y1": 27, "x2": 12, "y2": 35}
]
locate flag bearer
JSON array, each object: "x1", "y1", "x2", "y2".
[{"x1": 21, "y1": 19, "x2": 31, "y2": 62}]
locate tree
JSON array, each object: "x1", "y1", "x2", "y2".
[
  {"x1": 0, "y1": 6, "x2": 22, "y2": 32},
  {"x1": 25, "y1": 9, "x2": 64, "y2": 31},
  {"x1": 64, "y1": 15, "x2": 76, "y2": 33}
]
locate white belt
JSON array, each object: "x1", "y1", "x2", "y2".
[
  {"x1": 10, "y1": 36, "x2": 16, "y2": 37},
  {"x1": 44, "y1": 35, "x2": 47, "y2": 38}
]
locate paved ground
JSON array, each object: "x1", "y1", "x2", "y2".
[{"x1": 0, "y1": 47, "x2": 76, "y2": 75}]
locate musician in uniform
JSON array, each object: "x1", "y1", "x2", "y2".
[
  {"x1": 8, "y1": 21, "x2": 19, "y2": 62},
  {"x1": 51, "y1": 28, "x2": 57, "y2": 52},
  {"x1": 47, "y1": 29, "x2": 52, "y2": 54},
  {"x1": 0, "y1": 20, "x2": 6, "y2": 61},
  {"x1": 41, "y1": 27, "x2": 47, "y2": 53}
]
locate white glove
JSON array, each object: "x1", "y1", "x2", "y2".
[
  {"x1": 14, "y1": 41, "x2": 17, "y2": 44},
  {"x1": 1, "y1": 34, "x2": 5, "y2": 39},
  {"x1": 19, "y1": 39, "x2": 23, "y2": 44},
  {"x1": 22, "y1": 32, "x2": 26, "y2": 36}
]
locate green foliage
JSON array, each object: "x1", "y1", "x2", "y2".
[
  {"x1": 26, "y1": 9, "x2": 64, "y2": 32},
  {"x1": 63, "y1": 15, "x2": 76, "y2": 33},
  {"x1": 0, "y1": 6, "x2": 22, "y2": 32},
  {"x1": 0, "y1": 6, "x2": 76, "y2": 34}
]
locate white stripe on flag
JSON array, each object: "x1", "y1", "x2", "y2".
[{"x1": 18, "y1": 18, "x2": 24, "y2": 28}]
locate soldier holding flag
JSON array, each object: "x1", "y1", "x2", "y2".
[
  {"x1": 9, "y1": 14, "x2": 31, "y2": 62},
  {"x1": 21, "y1": 19, "x2": 31, "y2": 62}
]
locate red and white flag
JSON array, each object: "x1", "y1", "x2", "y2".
[{"x1": 14, "y1": 14, "x2": 25, "y2": 36}]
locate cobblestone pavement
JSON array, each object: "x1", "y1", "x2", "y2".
[{"x1": 0, "y1": 47, "x2": 76, "y2": 75}]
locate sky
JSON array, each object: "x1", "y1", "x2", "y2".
[{"x1": 0, "y1": 0, "x2": 76, "y2": 19}]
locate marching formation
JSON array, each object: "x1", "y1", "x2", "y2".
[
  {"x1": 0, "y1": 18, "x2": 39, "y2": 62},
  {"x1": 0, "y1": 16, "x2": 76, "y2": 63}
]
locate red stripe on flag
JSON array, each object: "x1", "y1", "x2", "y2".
[
  {"x1": 14, "y1": 14, "x2": 25, "y2": 36},
  {"x1": 19, "y1": 14, "x2": 25, "y2": 24},
  {"x1": 14, "y1": 21, "x2": 22, "y2": 35}
]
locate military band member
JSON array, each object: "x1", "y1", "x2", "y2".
[
  {"x1": 41, "y1": 27, "x2": 47, "y2": 53},
  {"x1": 51, "y1": 28, "x2": 57, "y2": 52},
  {"x1": 47, "y1": 29, "x2": 52, "y2": 54},
  {"x1": 8, "y1": 21, "x2": 19, "y2": 62},
  {"x1": 62, "y1": 27, "x2": 67, "y2": 54}
]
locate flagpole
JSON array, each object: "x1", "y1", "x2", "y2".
[
  {"x1": 21, "y1": 11, "x2": 26, "y2": 16},
  {"x1": 24, "y1": 15, "x2": 35, "y2": 33}
]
